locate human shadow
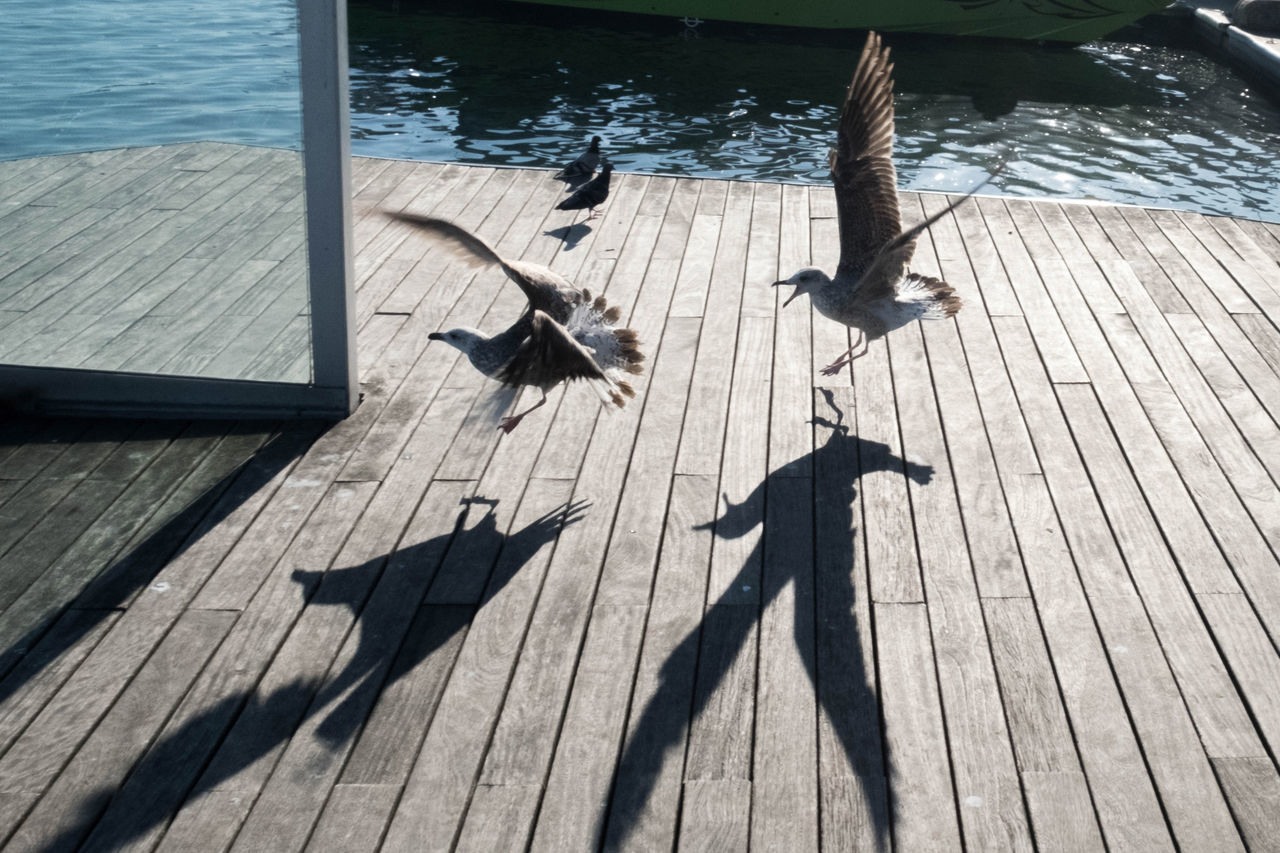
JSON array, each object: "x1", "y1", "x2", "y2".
[
  {"x1": 604, "y1": 389, "x2": 932, "y2": 851},
  {"x1": 26, "y1": 494, "x2": 585, "y2": 853}
]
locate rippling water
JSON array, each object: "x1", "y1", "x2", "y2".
[
  {"x1": 348, "y1": 0, "x2": 1280, "y2": 222},
  {"x1": 2, "y1": 0, "x2": 1276, "y2": 221},
  {"x1": 0, "y1": 0, "x2": 303, "y2": 156}
]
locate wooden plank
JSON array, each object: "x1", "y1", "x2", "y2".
[
  {"x1": 811, "y1": 387, "x2": 890, "y2": 853},
  {"x1": 1112, "y1": 205, "x2": 1256, "y2": 314},
  {"x1": 377, "y1": 480, "x2": 578, "y2": 848},
  {"x1": 873, "y1": 601, "x2": 962, "y2": 850},
  {"x1": 1211, "y1": 756, "x2": 1280, "y2": 853},
  {"x1": 1097, "y1": 312, "x2": 1280, "y2": 632},
  {"x1": 683, "y1": 605, "x2": 757, "y2": 784},
  {"x1": 0, "y1": 608, "x2": 120, "y2": 755},
  {"x1": 1175, "y1": 209, "x2": 1280, "y2": 314},
  {"x1": 1166, "y1": 312, "x2": 1280, "y2": 483},
  {"x1": 603, "y1": 473, "x2": 718, "y2": 852},
  {"x1": 1057, "y1": 383, "x2": 1265, "y2": 761},
  {"x1": 1020, "y1": 229, "x2": 1245, "y2": 596},
  {"x1": 594, "y1": 314, "x2": 700, "y2": 606},
  {"x1": 976, "y1": 197, "x2": 1087, "y2": 382},
  {"x1": 424, "y1": 384, "x2": 572, "y2": 604},
  {"x1": 677, "y1": 779, "x2": 751, "y2": 853},
  {"x1": 228, "y1": 487, "x2": 498, "y2": 852},
  {"x1": 0, "y1": 421, "x2": 224, "y2": 649},
  {"x1": 0, "y1": 425, "x2": 317, "y2": 829},
  {"x1": 304, "y1": 784, "x2": 400, "y2": 853},
  {"x1": 528, "y1": 604, "x2": 647, "y2": 852},
  {"x1": 752, "y1": 475, "x2": 818, "y2": 852},
  {"x1": 1097, "y1": 260, "x2": 1280, "y2": 538},
  {"x1": 908, "y1": 196, "x2": 1028, "y2": 596},
  {"x1": 983, "y1": 597, "x2": 1084, "y2": 773},
  {"x1": 1234, "y1": 313, "x2": 1280, "y2": 374},
  {"x1": 4, "y1": 610, "x2": 235, "y2": 852},
  {"x1": 890, "y1": 323, "x2": 1031, "y2": 850},
  {"x1": 673, "y1": 181, "x2": 754, "y2": 477},
  {"x1": 1098, "y1": 209, "x2": 1280, "y2": 428},
  {"x1": 1088, "y1": 594, "x2": 1243, "y2": 853},
  {"x1": 948, "y1": 190, "x2": 1021, "y2": 317},
  {"x1": 1019, "y1": 201, "x2": 1124, "y2": 316},
  {"x1": 771, "y1": 183, "x2": 814, "y2": 465},
  {"x1": 858, "y1": 332, "x2": 921, "y2": 603},
  {"x1": 454, "y1": 784, "x2": 540, "y2": 853},
  {"x1": 1020, "y1": 772, "x2": 1106, "y2": 853},
  {"x1": 1197, "y1": 592, "x2": 1280, "y2": 762},
  {"x1": 994, "y1": 318, "x2": 1174, "y2": 850},
  {"x1": 1145, "y1": 208, "x2": 1280, "y2": 316},
  {"x1": 705, "y1": 315, "x2": 771, "y2": 606},
  {"x1": 1086, "y1": 205, "x2": 1193, "y2": 313}
]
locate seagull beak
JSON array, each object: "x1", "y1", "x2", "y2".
[
  {"x1": 428, "y1": 332, "x2": 444, "y2": 341},
  {"x1": 773, "y1": 279, "x2": 800, "y2": 308}
]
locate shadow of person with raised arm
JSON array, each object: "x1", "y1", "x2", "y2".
[
  {"x1": 604, "y1": 389, "x2": 932, "y2": 852},
  {"x1": 25, "y1": 493, "x2": 585, "y2": 853}
]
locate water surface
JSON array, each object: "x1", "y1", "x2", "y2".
[
  {"x1": 2, "y1": 0, "x2": 1276, "y2": 222},
  {"x1": 348, "y1": 0, "x2": 1280, "y2": 221}
]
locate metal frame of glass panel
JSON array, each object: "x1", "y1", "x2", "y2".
[{"x1": 0, "y1": 0, "x2": 358, "y2": 420}]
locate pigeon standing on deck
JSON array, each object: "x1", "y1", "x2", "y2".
[
  {"x1": 556, "y1": 162, "x2": 614, "y2": 222},
  {"x1": 555, "y1": 135, "x2": 603, "y2": 180},
  {"x1": 773, "y1": 31, "x2": 1000, "y2": 376},
  {"x1": 385, "y1": 211, "x2": 645, "y2": 433}
]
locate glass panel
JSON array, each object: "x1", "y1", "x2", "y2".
[{"x1": 0, "y1": 0, "x2": 313, "y2": 385}]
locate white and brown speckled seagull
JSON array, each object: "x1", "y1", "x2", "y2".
[
  {"x1": 773, "y1": 31, "x2": 1000, "y2": 376},
  {"x1": 384, "y1": 211, "x2": 644, "y2": 433}
]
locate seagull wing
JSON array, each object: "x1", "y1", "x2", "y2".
[
  {"x1": 854, "y1": 163, "x2": 1005, "y2": 301},
  {"x1": 496, "y1": 310, "x2": 608, "y2": 391},
  {"x1": 383, "y1": 211, "x2": 569, "y2": 311},
  {"x1": 831, "y1": 32, "x2": 906, "y2": 288}
]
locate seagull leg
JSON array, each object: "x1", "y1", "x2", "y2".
[
  {"x1": 819, "y1": 331, "x2": 866, "y2": 376},
  {"x1": 586, "y1": 206, "x2": 602, "y2": 220},
  {"x1": 499, "y1": 390, "x2": 548, "y2": 434}
]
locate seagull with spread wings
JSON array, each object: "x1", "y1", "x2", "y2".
[
  {"x1": 385, "y1": 211, "x2": 644, "y2": 433},
  {"x1": 773, "y1": 31, "x2": 1000, "y2": 376}
]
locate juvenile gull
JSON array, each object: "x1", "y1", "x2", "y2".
[
  {"x1": 385, "y1": 211, "x2": 644, "y2": 432},
  {"x1": 556, "y1": 162, "x2": 614, "y2": 222},
  {"x1": 773, "y1": 31, "x2": 999, "y2": 376},
  {"x1": 555, "y1": 135, "x2": 603, "y2": 180}
]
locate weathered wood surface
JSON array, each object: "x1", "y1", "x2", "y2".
[
  {"x1": 0, "y1": 143, "x2": 310, "y2": 382},
  {"x1": 2, "y1": 149, "x2": 1280, "y2": 851}
]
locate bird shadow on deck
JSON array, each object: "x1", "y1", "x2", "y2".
[
  {"x1": 605, "y1": 389, "x2": 931, "y2": 851},
  {"x1": 19, "y1": 494, "x2": 585, "y2": 852},
  {"x1": 543, "y1": 223, "x2": 590, "y2": 248}
]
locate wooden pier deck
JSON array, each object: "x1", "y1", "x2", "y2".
[{"x1": 2, "y1": 148, "x2": 1280, "y2": 851}]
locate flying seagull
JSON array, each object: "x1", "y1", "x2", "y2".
[
  {"x1": 773, "y1": 31, "x2": 1000, "y2": 376},
  {"x1": 556, "y1": 162, "x2": 614, "y2": 222},
  {"x1": 385, "y1": 211, "x2": 644, "y2": 432},
  {"x1": 555, "y1": 135, "x2": 603, "y2": 180}
]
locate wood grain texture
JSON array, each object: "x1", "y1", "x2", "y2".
[{"x1": 2, "y1": 156, "x2": 1277, "y2": 852}]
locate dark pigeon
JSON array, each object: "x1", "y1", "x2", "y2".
[
  {"x1": 554, "y1": 135, "x2": 602, "y2": 180},
  {"x1": 555, "y1": 162, "x2": 614, "y2": 222}
]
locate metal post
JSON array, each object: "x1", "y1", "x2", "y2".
[{"x1": 297, "y1": 0, "x2": 358, "y2": 415}]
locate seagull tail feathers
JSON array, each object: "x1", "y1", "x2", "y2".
[{"x1": 901, "y1": 273, "x2": 962, "y2": 319}]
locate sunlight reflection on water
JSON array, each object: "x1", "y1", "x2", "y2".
[{"x1": 348, "y1": 0, "x2": 1280, "y2": 222}]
